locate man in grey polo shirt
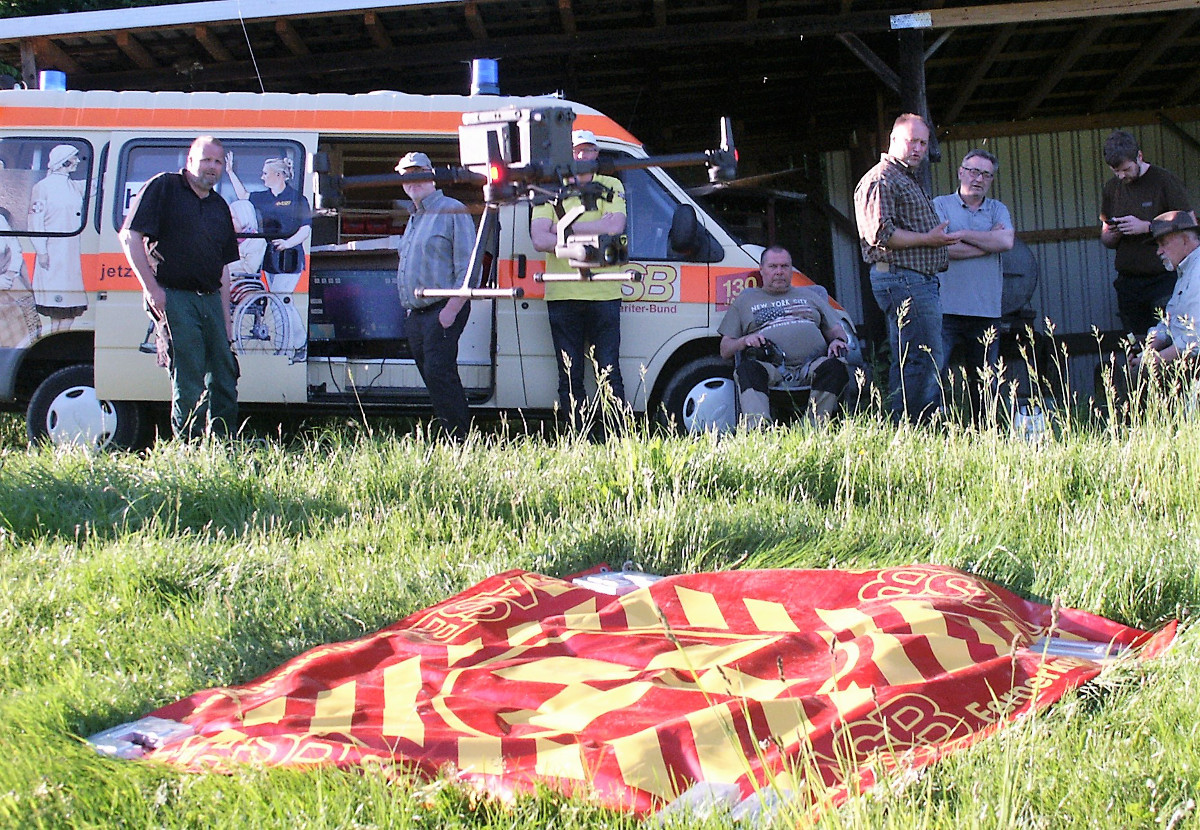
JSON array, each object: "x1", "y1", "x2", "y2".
[{"x1": 933, "y1": 149, "x2": 1015, "y2": 395}]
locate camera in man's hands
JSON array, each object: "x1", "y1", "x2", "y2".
[
  {"x1": 743, "y1": 339, "x2": 784, "y2": 365},
  {"x1": 555, "y1": 233, "x2": 629, "y2": 269}
]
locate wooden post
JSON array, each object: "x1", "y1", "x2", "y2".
[{"x1": 896, "y1": 29, "x2": 938, "y2": 192}]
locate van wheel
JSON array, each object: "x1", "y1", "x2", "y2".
[
  {"x1": 658, "y1": 356, "x2": 736, "y2": 434},
  {"x1": 26, "y1": 364, "x2": 144, "y2": 450}
]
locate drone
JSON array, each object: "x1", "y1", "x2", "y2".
[{"x1": 332, "y1": 105, "x2": 737, "y2": 301}]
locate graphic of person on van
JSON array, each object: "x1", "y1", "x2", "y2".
[
  {"x1": 0, "y1": 206, "x2": 41, "y2": 349},
  {"x1": 228, "y1": 199, "x2": 267, "y2": 277},
  {"x1": 28, "y1": 144, "x2": 87, "y2": 332},
  {"x1": 226, "y1": 152, "x2": 309, "y2": 361}
]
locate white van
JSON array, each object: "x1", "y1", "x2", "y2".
[{"x1": 0, "y1": 87, "x2": 852, "y2": 447}]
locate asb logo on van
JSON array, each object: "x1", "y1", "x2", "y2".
[{"x1": 620, "y1": 263, "x2": 677, "y2": 309}]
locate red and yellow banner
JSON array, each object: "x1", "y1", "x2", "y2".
[{"x1": 141, "y1": 566, "x2": 1174, "y2": 815}]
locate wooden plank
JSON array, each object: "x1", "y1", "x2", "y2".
[
  {"x1": 116, "y1": 31, "x2": 158, "y2": 70},
  {"x1": 942, "y1": 23, "x2": 1014, "y2": 124},
  {"x1": 33, "y1": 36, "x2": 81, "y2": 75},
  {"x1": 557, "y1": 0, "x2": 576, "y2": 37},
  {"x1": 928, "y1": 0, "x2": 1200, "y2": 28},
  {"x1": 1017, "y1": 226, "x2": 1098, "y2": 244},
  {"x1": 464, "y1": 1, "x2": 487, "y2": 40}
]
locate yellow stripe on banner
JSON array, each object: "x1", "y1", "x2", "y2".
[
  {"x1": 493, "y1": 656, "x2": 639, "y2": 684},
  {"x1": 861, "y1": 631, "x2": 926, "y2": 688},
  {"x1": 815, "y1": 606, "x2": 876, "y2": 637},
  {"x1": 760, "y1": 699, "x2": 817, "y2": 749},
  {"x1": 506, "y1": 621, "x2": 543, "y2": 646},
  {"x1": 310, "y1": 680, "x2": 357, "y2": 734},
  {"x1": 241, "y1": 696, "x2": 286, "y2": 727},
  {"x1": 534, "y1": 738, "x2": 586, "y2": 780},
  {"x1": 696, "y1": 666, "x2": 788, "y2": 701},
  {"x1": 967, "y1": 614, "x2": 1019, "y2": 654},
  {"x1": 458, "y1": 735, "x2": 504, "y2": 775},
  {"x1": 645, "y1": 639, "x2": 776, "y2": 674},
  {"x1": 687, "y1": 705, "x2": 747, "y2": 784},
  {"x1": 619, "y1": 591, "x2": 663, "y2": 629},
  {"x1": 527, "y1": 681, "x2": 652, "y2": 732},
  {"x1": 209, "y1": 729, "x2": 247, "y2": 745},
  {"x1": 382, "y1": 657, "x2": 425, "y2": 745},
  {"x1": 827, "y1": 683, "x2": 875, "y2": 720},
  {"x1": 447, "y1": 637, "x2": 484, "y2": 667},
  {"x1": 744, "y1": 598, "x2": 800, "y2": 632},
  {"x1": 561, "y1": 597, "x2": 602, "y2": 631},
  {"x1": 611, "y1": 726, "x2": 676, "y2": 801},
  {"x1": 893, "y1": 599, "x2": 972, "y2": 673},
  {"x1": 676, "y1": 586, "x2": 729, "y2": 630}
]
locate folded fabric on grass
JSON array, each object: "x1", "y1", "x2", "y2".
[{"x1": 90, "y1": 565, "x2": 1175, "y2": 818}]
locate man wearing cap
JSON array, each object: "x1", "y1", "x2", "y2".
[
  {"x1": 1133, "y1": 211, "x2": 1200, "y2": 370},
  {"x1": 121, "y1": 135, "x2": 239, "y2": 439},
  {"x1": 530, "y1": 129, "x2": 628, "y2": 429},
  {"x1": 1099, "y1": 130, "x2": 1192, "y2": 337},
  {"x1": 394, "y1": 151, "x2": 477, "y2": 441},
  {"x1": 29, "y1": 143, "x2": 88, "y2": 331},
  {"x1": 854, "y1": 113, "x2": 962, "y2": 424}
]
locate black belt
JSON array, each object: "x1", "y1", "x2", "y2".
[
  {"x1": 164, "y1": 285, "x2": 220, "y2": 296},
  {"x1": 409, "y1": 299, "x2": 448, "y2": 314}
]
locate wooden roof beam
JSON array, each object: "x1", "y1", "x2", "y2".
[
  {"x1": 1015, "y1": 19, "x2": 1103, "y2": 120},
  {"x1": 653, "y1": 0, "x2": 667, "y2": 28},
  {"x1": 116, "y1": 31, "x2": 158, "y2": 69},
  {"x1": 926, "y1": 0, "x2": 1200, "y2": 28},
  {"x1": 193, "y1": 24, "x2": 233, "y2": 62},
  {"x1": 31, "y1": 36, "x2": 81, "y2": 75},
  {"x1": 465, "y1": 2, "x2": 487, "y2": 40},
  {"x1": 1092, "y1": 10, "x2": 1200, "y2": 111},
  {"x1": 363, "y1": 11, "x2": 393, "y2": 50},
  {"x1": 942, "y1": 23, "x2": 1014, "y2": 123},
  {"x1": 557, "y1": 0, "x2": 576, "y2": 37},
  {"x1": 275, "y1": 19, "x2": 310, "y2": 56},
  {"x1": 836, "y1": 32, "x2": 900, "y2": 95},
  {"x1": 746, "y1": 0, "x2": 759, "y2": 22}
]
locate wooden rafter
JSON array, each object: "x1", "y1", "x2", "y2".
[
  {"x1": 928, "y1": 0, "x2": 1200, "y2": 28},
  {"x1": 557, "y1": 0, "x2": 576, "y2": 37},
  {"x1": 941, "y1": 23, "x2": 1015, "y2": 124},
  {"x1": 194, "y1": 25, "x2": 233, "y2": 62},
  {"x1": 746, "y1": 0, "x2": 758, "y2": 22},
  {"x1": 1015, "y1": 19, "x2": 1103, "y2": 120},
  {"x1": 115, "y1": 31, "x2": 158, "y2": 69},
  {"x1": 465, "y1": 2, "x2": 487, "y2": 39},
  {"x1": 653, "y1": 0, "x2": 666, "y2": 28},
  {"x1": 32, "y1": 36, "x2": 81, "y2": 74},
  {"x1": 364, "y1": 12, "x2": 393, "y2": 50},
  {"x1": 836, "y1": 32, "x2": 900, "y2": 94},
  {"x1": 1091, "y1": 10, "x2": 1200, "y2": 111},
  {"x1": 275, "y1": 19, "x2": 310, "y2": 56}
]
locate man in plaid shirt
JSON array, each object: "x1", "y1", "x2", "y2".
[{"x1": 854, "y1": 113, "x2": 961, "y2": 423}]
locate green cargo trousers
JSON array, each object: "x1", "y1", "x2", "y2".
[{"x1": 164, "y1": 288, "x2": 238, "y2": 439}]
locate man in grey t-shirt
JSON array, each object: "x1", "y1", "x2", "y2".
[{"x1": 933, "y1": 149, "x2": 1014, "y2": 392}]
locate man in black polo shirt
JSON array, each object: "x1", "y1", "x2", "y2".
[{"x1": 120, "y1": 135, "x2": 240, "y2": 439}]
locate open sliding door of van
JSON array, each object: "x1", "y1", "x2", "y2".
[{"x1": 96, "y1": 133, "x2": 310, "y2": 406}]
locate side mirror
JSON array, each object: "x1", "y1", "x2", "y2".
[{"x1": 669, "y1": 204, "x2": 718, "y2": 261}]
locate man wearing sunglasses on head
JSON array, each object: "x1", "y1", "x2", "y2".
[{"x1": 933, "y1": 149, "x2": 1014, "y2": 402}]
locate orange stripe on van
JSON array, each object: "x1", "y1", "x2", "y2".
[{"x1": 1, "y1": 107, "x2": 641, "y2": 145}]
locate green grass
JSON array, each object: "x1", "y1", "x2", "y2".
[{"x1": 0, "y1": 394, "x2": 1198, "y2": 828}]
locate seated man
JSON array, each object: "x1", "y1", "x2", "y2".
[
  {"x1": 1133, "y1": 210, "x2": 1200, "y2": 371},
  {"x1": 718, "y1": 246, "x2": 856, "y2": 427},
  {"x1": 1101, "y1": 210, "x2": 1200, "y2": 409}
]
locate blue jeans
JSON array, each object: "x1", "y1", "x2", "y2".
[
  {"x1": 871, "y1": 266, "x2": 943, "y2": 422},
  {"x1": 941, "y1": 314, "x2": 1001, "y2": 375},
  {"x1": 547, "y1": 299, "x2": 624, "y2": 424}
]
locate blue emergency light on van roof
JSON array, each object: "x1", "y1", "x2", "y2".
[
  {"x1": 470, "y1": 59, "x2": 499, "y2": 96},
  {"x1": 39, "y1": 70, "x2": 66, "y2": 91}
]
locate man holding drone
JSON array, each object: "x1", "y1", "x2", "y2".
[{"x1": 530, "y1": 129, "x2": 628, "y2": 429}]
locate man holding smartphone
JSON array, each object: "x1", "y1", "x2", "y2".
[{"x1": 1099, "y1": 130, "x2": 1192, "y2": 337}]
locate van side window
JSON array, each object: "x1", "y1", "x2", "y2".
[
  {"x1": 0, "y1": 138, "x2": 93, "y2": 238},
  {"x1": 617, "y1": 164, "x2": 723, "y2": 263},
  {"x1": 115, "y1": 140, "x2": 306, "y2": 231}
]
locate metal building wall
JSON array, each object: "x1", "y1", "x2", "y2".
[{"x1": 825, "y1": 119, "x2": 1200, "y2": 399}]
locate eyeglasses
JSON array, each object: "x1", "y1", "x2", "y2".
[{"x1": 960, "y1": 167, "x2": 994, "y2": 180}]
